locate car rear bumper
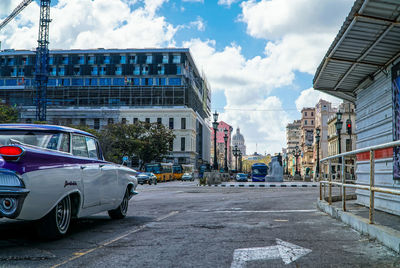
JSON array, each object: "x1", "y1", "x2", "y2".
[
  {"x1": 0, "y1": 169, "x2": 30, "y2": 219},
  {"x1": 0, "y1": 187, "x2": 30, "y2": 219}
]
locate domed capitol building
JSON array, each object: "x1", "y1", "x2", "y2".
[{"x1": 232, "y1": 127, "x2": 246, "y2": 156}]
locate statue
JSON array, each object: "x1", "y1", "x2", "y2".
[{"x1": 265, "y1": 156, "x2": 284, "y2": 182}]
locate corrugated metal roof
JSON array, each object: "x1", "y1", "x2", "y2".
[{"x1": 313, "y1": 0, "x2": 400, "y2": 102}]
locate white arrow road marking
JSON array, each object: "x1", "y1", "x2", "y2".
[{"x1": 231, "y1": 238, "x2": 312, "y2": 267}]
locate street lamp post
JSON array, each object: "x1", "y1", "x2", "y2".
[
  {"x1": 285, "y1": 154, "x2": 289, "y2": 175},
  {"x1": 223, "y1": 128, "x2": 228, "y2": 172},
  {"x1": 239, "y1": 151, "x2": 242, "y2": 172},
  {"x1": 335, "y1": 111, "x2": 343, "y2": 165},
  {"x1": 315, "y1": 127, "x2": 321, "y2": 180},
  {"x1": 233, "y1": 145, "x2": 239, "y2": 171},
  {"x1": 292, "y1": 145, "x2": 301, "y2": 176},
  {"x1": 212, "y1": 111, "x2": 219, "y2": 171}
]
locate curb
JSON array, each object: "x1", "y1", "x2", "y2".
[
  {"x1": 199, "y1": 183, "x2": 319, "y2": 188},
  {"x1": 317, "y1": 200, "x2": 400, "y2": 253}
]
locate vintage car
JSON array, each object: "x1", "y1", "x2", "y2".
[{"x1": 0, "y1": 124, "x2": 138, "y2": 239}]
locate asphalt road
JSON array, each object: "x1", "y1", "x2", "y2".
[{"x1": 0, "y1": 180, "x2": 399, "y2": 267}]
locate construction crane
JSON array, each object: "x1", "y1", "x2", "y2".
[
  {"x1": 35, "y1": 0, "x2": 51, "y2": 121},
  {"x1": 0, "y1": 0, "x2": 51, "y2": 121},
  {"x1": 0, "y1": 0, "x2": 34, "y2": 50}
]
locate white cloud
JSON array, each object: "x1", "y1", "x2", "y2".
[
  {"x1": 218, "y1": 0, "x2": 239, "y2": 7},
  {"x1": 295, "y1": 88, "x2": 342, "y2": 112},
  {"x1": 182, "y1": 0, "x2": 204, "y2": 3},
  {"x1": 189, "y1": 17, "x2": 205, "y2": 31},
  {"x1": 240, "y1": 0, "x2": 353, "y2": 40},
  {"x1": 0, "y1": 0, "x2": 177, "y2": 50},
  {"x1": 220, "y1": 96, "x2": 290, "y2": 154}
]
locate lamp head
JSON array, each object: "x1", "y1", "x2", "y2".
[
  {"x1": 213, "y1": 110, "x2": 219, "y2": 122},
  {"x1": 336, "y1": 111, "x2": 342, "y2": 121}
]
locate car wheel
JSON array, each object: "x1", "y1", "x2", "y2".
[
  {"x1": 36, "y1": 195, "x2": 71, "y2": 240},
  {"x1": 148, "y1": 180, "x2": 152, "y2": 185},
  {"x1": 108, "y1": 188, "x2": 129, "y2": 220}
]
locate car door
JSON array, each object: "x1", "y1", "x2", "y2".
[
  {"x1": 72, "y1": 135, "x2": 101, "y2": 208},
  {"x1": 89, "y1": 139, "x2": 119, "y2": 207}
]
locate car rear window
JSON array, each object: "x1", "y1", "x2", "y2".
[{"x1": 0, "y1": 130, "x2": 70, "y2": 153}]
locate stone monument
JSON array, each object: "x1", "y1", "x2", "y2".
[{"x1": 265, "y1": 155, "x2": 284, "y2": 182}]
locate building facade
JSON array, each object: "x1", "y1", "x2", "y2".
[
  {"x1": 300, "y1": 108, "x2": 315, "y2": 178},
  {"x1": 232, "y1": 127, "x2": 246, "y2": 155},
  {"x1": 0, "y1": 48, "x2": 211, "y2": 167},
  {"x1": 286, "y1": 120, "x2": 301, "y2": 175},
  {"x1": 314, "y1": 99, "x2": 337, "y2": 177},
  {"x1": 210, "y1": 121, "x2": 233, "y2": 170},
  {"x1": 326, "y1": 102, "x2": 356, "y2": 179}
]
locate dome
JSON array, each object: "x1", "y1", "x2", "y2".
[{"x1": 232, "y1": 127, "x2": 244, "y2": 141}]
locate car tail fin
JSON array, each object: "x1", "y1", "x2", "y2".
[{"x1": 0, "y1": 146, "x2": 25, "y2": 161}]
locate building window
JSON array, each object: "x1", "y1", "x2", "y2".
[
  {"x1": 88, "y1": 56, "x2": 95, "y2": 64},
  {"x1": 91, "y1": 67, "x2": 98, "y2": 75},
  {"x1": 134, "y1": 66, "x2": 140, "y2": 75},
  {"x1": 120, "y1": 56, "x2": 126, "y2": 64},
  {"x1": 305, "y1": 120, "x2": 307, "y2": 125},
  {"x1": 108, "y1": 118, "x2": 114, "y2": 125},
  {"x1": 145, "y1": 118, "x2": 150, "y2": 123},
  {"x1": 94, "y1": 118, "x2": 100, "y2": 130},
  {"x1": 169, "y1": 140, "x2": 173, "y2": 151},
  {"x1": 62, "y1": 56, "x2": 68, "y2": 65},
  {"x1": 129, "y1": 55, "x2": 137, "y2": 64},
  {"x1": 48, "y1": 57, "x2": 53, "y2": 65},
  {"x1": 169, "y1": 78, "x2": 181, "y2": 85},
  {"x1": 169, "y1": 118, "x2": 174, "y2": 129},
  {"x1": 177, "y1": 66, "x2": 181, "y2": 75},
  {"x1": 115, "y1": 66, "x2": 122, "y2": 75},
  {"x1": 173, "y1": 55, "x2": 181, "y2": 64},
  {"x1": 146, "y1": 55, "x2": 152, "y2": 64},
  {"x1": 305, "y1": 112, "x2": 307, "y2": 116},
  {"x1": 133, "y1": 118, "x2": 138, "y2": 124},
  {"x1": 122, "y1": 118, "x2": 127, "y2": 124},
  {"x1": 78, "y1": 56, "x2": 85, "y2": 64},
  {"x1": 346, "y1": 139, "x2": 352, "y2": 152},
  {"x1": 73, "y1": 67, "x2": 80, "y2": 75},
  {"x1": 181, "y1": 118, "x2": 186, "y2": 129},
  {"x1": 104, "y1": 56, "x2": 110, "y2": 64},
  {"x1": 311, "y1": 120, "x2": 314, "y2": 125},
  {"x1": 162, "y1": 55, "x2": 169, "y2": 64},
  {"x1": 142, "y1": 65, "x2": 149, "y2": 75},
  {"x1": 157, "y1": 65, "x2": 165, "y2": 75},
  {"x1": 66, "y1": 118, "x2": 72, "y2": 125},
  {"x1": 80, "y1": 118, "x2": 86, "y2": 126},
  {"x1": 99, "y1": 67, "x2": 106, "y2": 75},
  {"x1": 157, "y1": 118, "x2": 162, "y2": 124},
  {"x1": 50, "y1": 67, "x2": 56, "y2": 76},
  {"x1": 181, "y1": 137, "x2": 185, "y2": 151}
]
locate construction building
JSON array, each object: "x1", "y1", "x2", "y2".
[{"x1": 0, "y1": 48, "x2": 211, "y2": 166}]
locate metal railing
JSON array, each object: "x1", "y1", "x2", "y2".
[{"x1": 319, "y1": 140, "x2": 400, "y2": 224}]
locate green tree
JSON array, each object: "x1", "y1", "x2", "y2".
[
  {"x1": 0, "y1": 104, "x2": 19, "y2": 123},
  {"x1": 98, "y1": 122, "x2": 175, "y2": 165}
]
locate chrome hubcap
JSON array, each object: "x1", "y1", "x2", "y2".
[
  {"x1": 56, "y1": 196, "x2": 71, "y2": 234},
  {"x1": 120, "y1": 190, "x2": 129, "y2": 216}
]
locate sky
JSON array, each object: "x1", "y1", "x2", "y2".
[{"x1": 0, "y1": 0, "x2": 354, "y2": 155}]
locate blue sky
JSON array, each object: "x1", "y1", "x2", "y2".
[{"x1": 0, "y1": 0, "x2": 354, "y2": 154}]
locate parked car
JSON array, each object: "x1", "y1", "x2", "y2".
[
  {"x1": 236, "y1": 173, "x2": 248, "y2": 182},
  {"x1": 0, "y1": 124, "x2": 138, "y2": 239},
  {"x1": 181, "y1": 173, "x2": 194, "y2": 181},
  {"x1": 137, "y1": 172, "x2": 157, "y2": 185}
]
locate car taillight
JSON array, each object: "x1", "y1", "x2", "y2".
[{"x1": 0, "y1": 146, "x2": 24, "y2": 161}]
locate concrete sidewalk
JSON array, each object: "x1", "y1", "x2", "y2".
[
  {"x1": 318, "y1": 199, "x2": 400, "y2": 253},
  {"x1": 203, "y1": 181, "x2": 320, "y2": 188}
]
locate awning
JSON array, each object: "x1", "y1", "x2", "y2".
[{"x1": 313, "y1": 0, "x2": 400, "y2": 102}]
